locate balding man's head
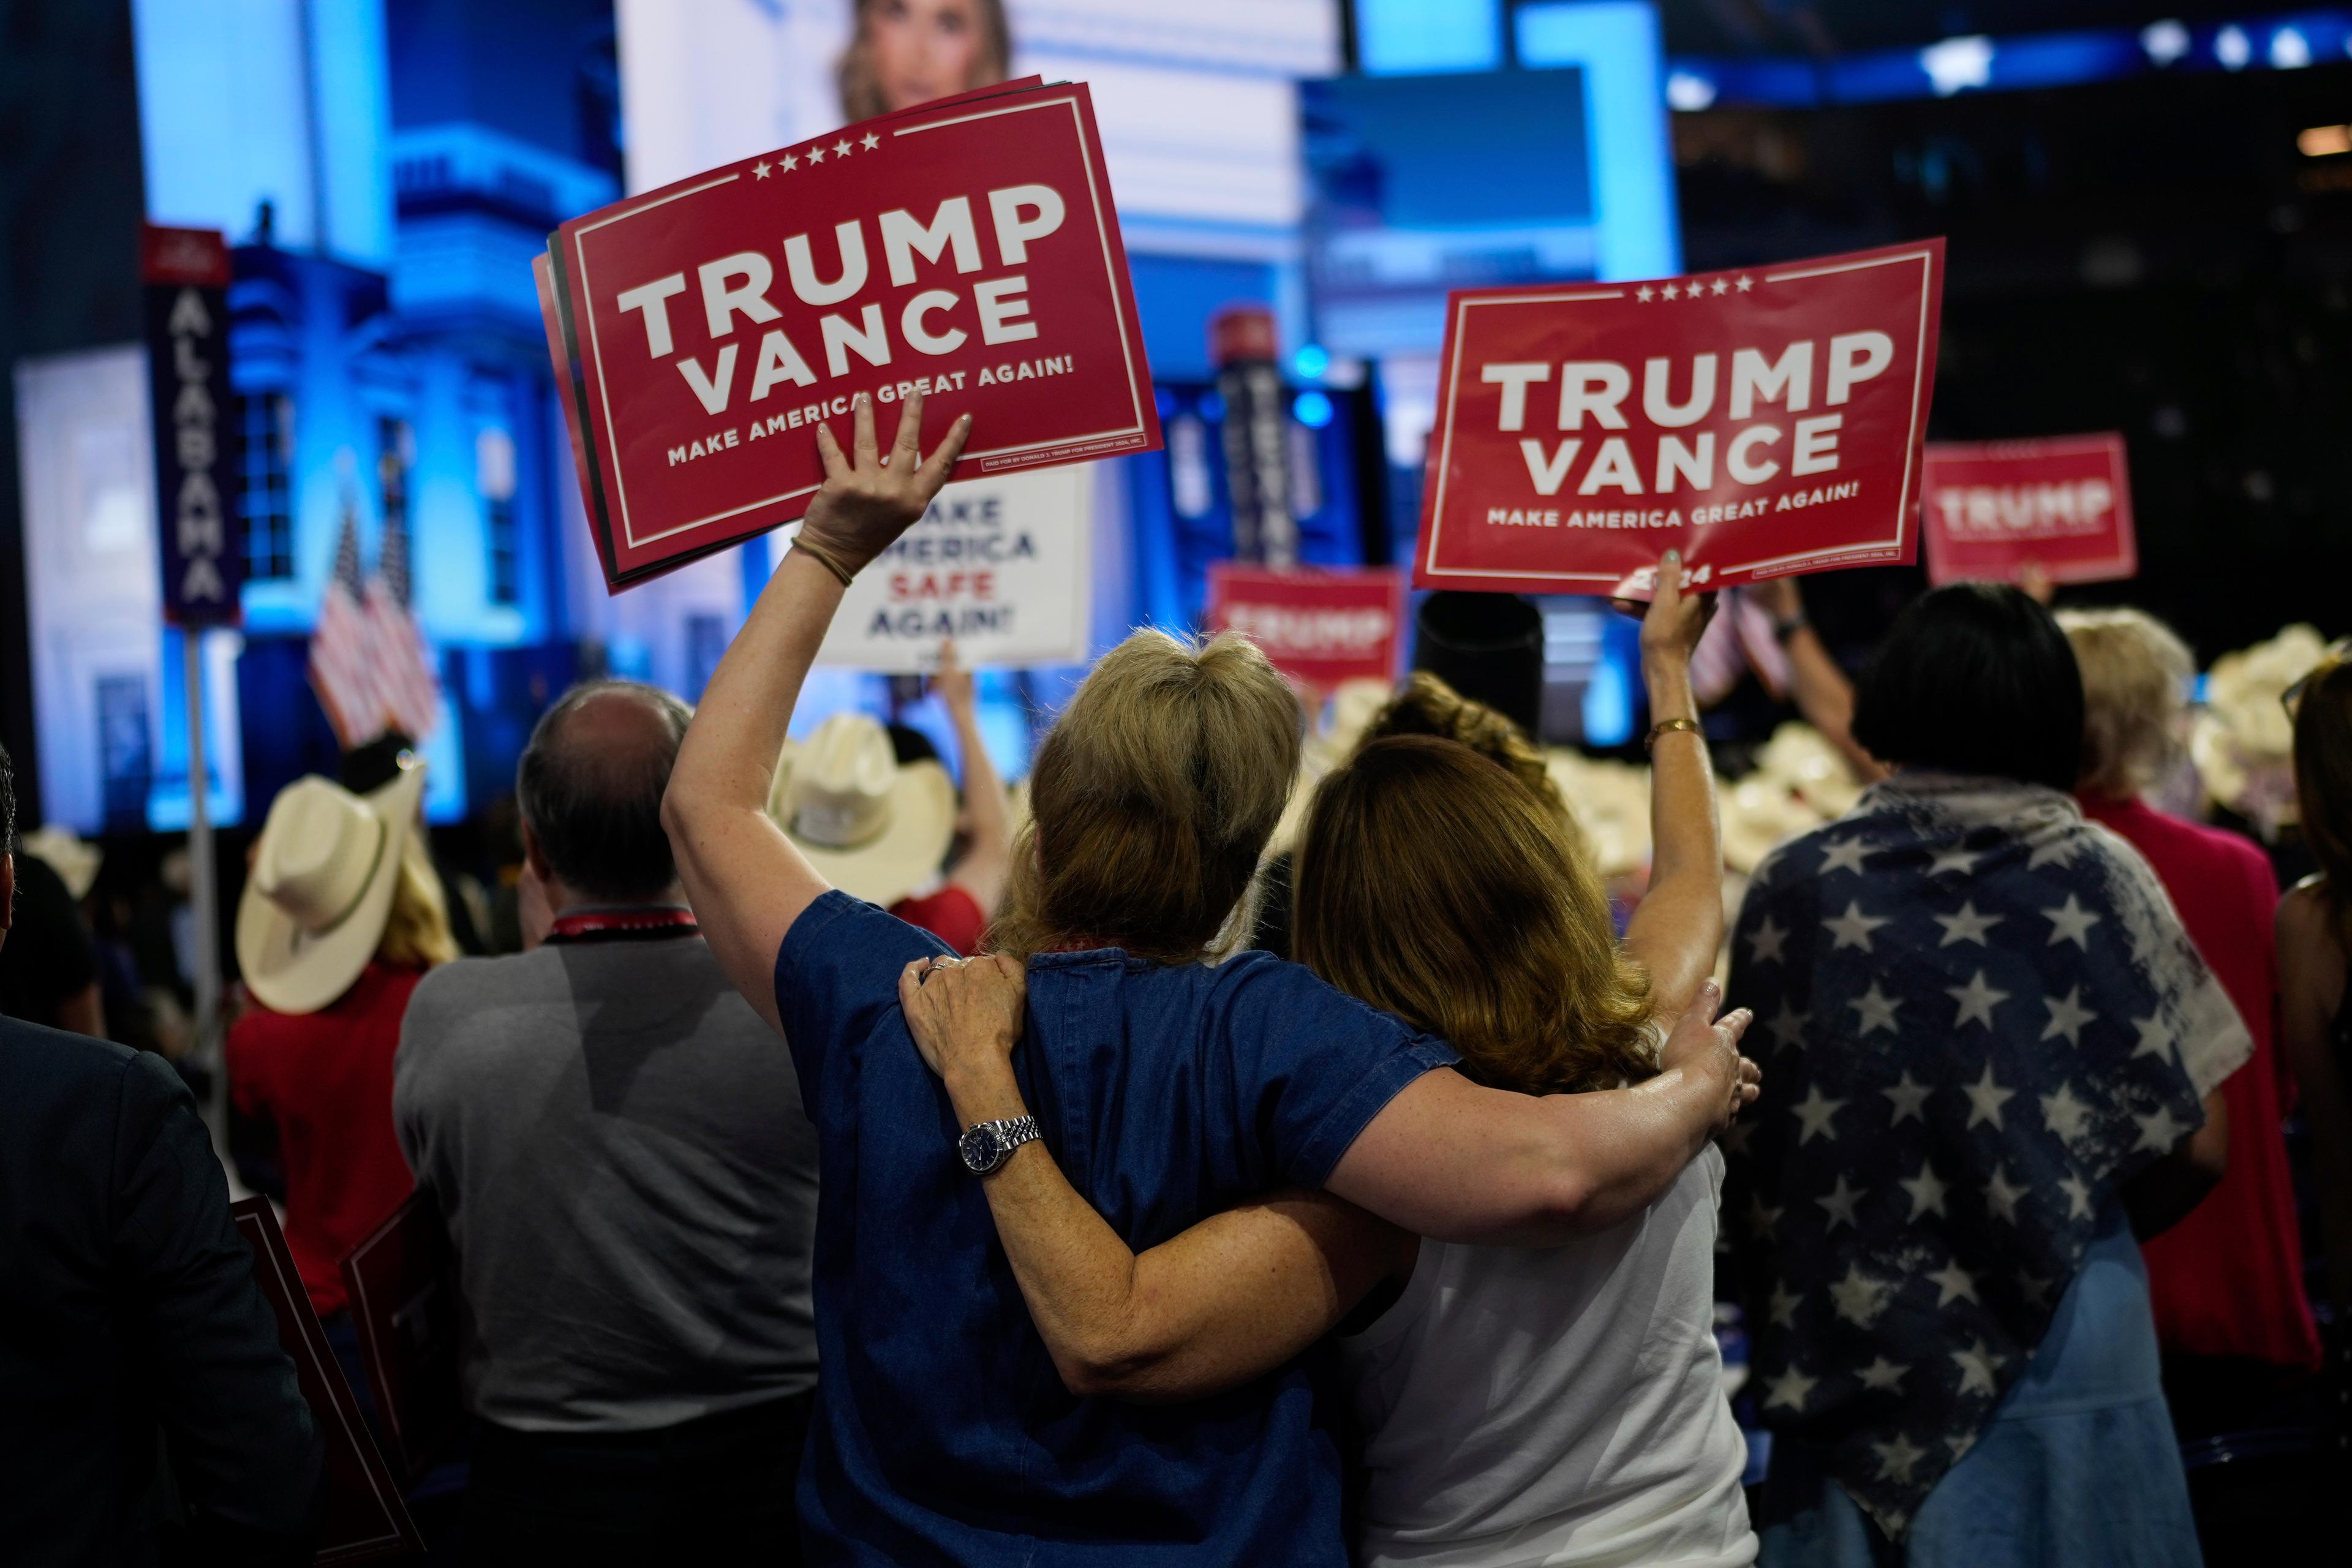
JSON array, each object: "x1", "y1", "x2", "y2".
[{"x1": 516, "y1": 680, "x2": 694, "y2": 903}]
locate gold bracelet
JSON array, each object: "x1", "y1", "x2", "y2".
[
  {"x1": 1645, "y1": 717, "x2": 1703, "y2": 754},
  {"x1": 794, "y1": 537, "x2": 857, "y2": 587}
]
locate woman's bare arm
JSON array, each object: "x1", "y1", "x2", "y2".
[
  {"x1": 933, "y1": 643, "x2": 1014, "y2": 916},
  {"x1": 2279, "y1": 884, "x2": 2352, "y2": 1310},
  {"x1": 661, "y1": 393, "x2": 970, "y2": 1030},
  {"x1": 899, "y1": 956, "x2": 1411, "y2": 1401},
  {"x1": 1619, "y1": 551, "x2": 1724, "y2": 1020}
]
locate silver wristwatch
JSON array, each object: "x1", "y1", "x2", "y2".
[{"x1": 957, "y1": 1115, "x2": 1041, "y2": 1175}]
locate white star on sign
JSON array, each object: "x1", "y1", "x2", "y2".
[
  {"x1": 1984, "y1": 1164, "x2": 2027, "y2": 1224},
  {"x1": 752, "y1": 159, "x2": 772, "y2": 178},
  {"x1": 1662, "y1": 282, "x2": 1681, "y2": 300},
  {"x1": 1850, "y1": 982, "x2": 1902, "y2": 1036},
  {"x1": 1746, "y1": 916, "x2": 1789, "y2": 965},
  {"x1": 1687, "y1": 285, "x2": 1706, "y2": 304},
  {"x1": 1792, "y1": 1084, "x2": 1847, "y2": 1144},
  {"x1": 1769, "y1": 1281, "x2": 1802, "y2": 1327},
  {"x1": 1928, "y1": 845, "x2": 1983, "y2": 876},
  {"x1": 834, "y1": 138, "x2": 853, "y2": 156},
  {"x1": 1817, "y1": 1174, "x2": 1864, "y2": 1232},
  {"x1": 1824, "y1": 901, "x2": 1891, "y2": 952},
  {"x1": 807, "y1": 143, "x2": 826, "y2": 162},
  {"x1": 1818, "y1": 836, "x2": 1871, "y2": 875},
  {"x1": 2042, "y1": 894, "x2": 2103, "y2": 949},
  {"x1": 1636, "y1": 284, "x2": 1655, "y2": 302},
  {"x1": 2132, "y1": 1014, "x2": 2171, "y2": 1060},
  {"x1": 1735, "y1": 274, "x2": 1754, "y2": 292},
  {"x1": 1831, "y1": 1262, "x2": 1895, "y2": 1325},
  {"x1": 1858, "y1": 1356, "x2": 1910, "y2": 1392},
  {"x1": 2038, "y1": 1082, "x2": 2092, "y2": 1142},
  {"x1": 2058, "y1": 1171, "x2": 2094, "y2": 1219},
  {"x1": 2040, "y1": 987, "x2": 2097, "y2": 1047},
  {"x1": 1711, "y1": 276, "x2": 1731, "y2": 295},
  {"x1": 1765, "y1": 1000, "x2": 1809, "y2": 1052},
  {"x1": 861, "y1": 131, "x2": 881, "y2": 151},
  {"x1": 1900, "y1": 1159, "x2": 1948, "y2": 1219},
  {"x1": 1963, "y1": 1062, "x2": 2015, "y2": 1129},
  {"x1": 1952, "y1": 1338, "x2": 2005, "y2": 1397},
  {"x1": 1947, "y1": 970, "x2": 2009, "y2": 1030},
  {"x1": 780, "y1": 151, "x2": 799, "y2": 170},
  {"x1": 1934, "y1": 901, "x2": 2003, "y2": 947},
  {"x1": 1883, "y1": 1071, "x2": 1932, "y2": 1125},
  {"x1": 1873, "y1": 1433, "x2": 1928, "y2": 1483},
  {"x1": 1764, "y1": 1364, "x2": 1819, "y2": 1411},
  {"x1": 2135, "y1": 1104, "x2": 2188, "y2": 1153},
  {"x1": 1929, "y1": 1261, "x2": 1979, "y2": 1305}
]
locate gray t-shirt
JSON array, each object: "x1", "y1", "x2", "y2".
[{"x1": 394, "y1": 934, "x2": 818, "y2": 1433}]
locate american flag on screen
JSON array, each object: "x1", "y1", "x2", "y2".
[
  {"x1": 308, "y1": 505, "x2": 440, "y2": 748},
  {"x1": 363, "y1": 502, "x2": 442, "y2": 741}
]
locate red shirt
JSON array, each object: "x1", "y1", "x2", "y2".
[
  {"x1": 2081, "y1": 794, "x2": 2322, "y2": 1370},
  {"x1": 889, "y1": 884, "x2": 990, "y2": 957},
  {"x1": 226, "y1": 961, "x2": 424, "y2": 1317}
]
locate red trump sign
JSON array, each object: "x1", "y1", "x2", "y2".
[
  {"x1": 1414, "y1": 240, "x2": 1944, "y2": 597},
  {"x1": 1921, "y1": 433, "x2": 2136, "y2": 587},
  {"x1": 1205, "y1": 564, "x2": 1407, "y2": 693},
  {"x1": 540, "y1": 78, "x2": 1160, "y2": 589}
]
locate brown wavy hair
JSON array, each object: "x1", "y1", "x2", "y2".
[
  {"x1": 1359, "y1": 671, "x2": 1589, "y2": 862},
  {"x1": 988, "y1": 629, "x2": 1302, "y2": 964},
  {"x1": 1294, "y1": 736, "x2": 1655, "y2": 1096},
  {"x1": 2294, "y1": 657, "x2": 2352, "y2": 948},
  {"x1": 836, "y1": 0, "x2": 1013, "y2": 124}
]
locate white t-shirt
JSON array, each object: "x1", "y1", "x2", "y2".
[{"x1": 1340, "y1": 1146, "x2": 1755, "y2": 1568}]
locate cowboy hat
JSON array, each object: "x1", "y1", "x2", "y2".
[
  {"x1": 770, "y1": 713, "x2": 956, "y2": 908},
  {"x1": 20, "y1": 824, "x2": 102, "y2": 900},
  {"x1": 236, "y1": 758, "x2": 428, "y2": 1015}
]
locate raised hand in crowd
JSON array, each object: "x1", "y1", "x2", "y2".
[
  {"x1": 1746, "y1": 573, "x2": 1883, "y2": 780},
  {"x1": 928, "y1": 641, "x2": 1015, "y2": 918}
]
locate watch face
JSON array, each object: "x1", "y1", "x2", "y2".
[{"x1": 958, "y1": 1125, "x2": 1002, "y2": 1174}]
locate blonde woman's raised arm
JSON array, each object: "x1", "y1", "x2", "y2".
[{"x1": 1621, "y1": 552, "x2": 1724, "y2": 1022}]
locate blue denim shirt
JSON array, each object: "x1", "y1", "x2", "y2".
[{"x1": 773, "y1": 892, "x2": 1456, "y2": 1565}]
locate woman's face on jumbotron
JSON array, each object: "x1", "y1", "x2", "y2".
[{"x1": 870, "y1": 0, "x2": 990, "y2": 113}]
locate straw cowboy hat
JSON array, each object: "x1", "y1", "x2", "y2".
[
  {"x1": 2193, "y1": 623, "x2": 2329, "y2": 835},
  {"x1": 236, "y1": 758, "x2": 428, "y2": 1016},
  {"x1": 20, "y1": 824, "x2": 102, "y2": 900},
  {"x1": 769, "y1": 713, "x2": 956, "y2": 908}
]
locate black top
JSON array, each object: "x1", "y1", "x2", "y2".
[
  {"x1": 0, "y1": 852, "x2": 99, "y2": 1027},
  {"x1": 0, "y1": 1017, "x2": 320, "y2": 1565}
]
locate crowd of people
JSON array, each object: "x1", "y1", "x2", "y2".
[{"x1": 2, "y1": 389, "x2": 2348, "y2": 1566}]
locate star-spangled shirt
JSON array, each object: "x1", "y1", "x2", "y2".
[{"x1": 1721, "y1": 772, "x2": 2248, "y2": 1538}]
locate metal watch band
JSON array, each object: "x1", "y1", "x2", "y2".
[{"x1": 958, "y1": 1114, "x2": 1042, "y2": 1175}]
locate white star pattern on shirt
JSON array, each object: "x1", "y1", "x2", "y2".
[
  {"x1": 1849, "y1": 982, "x2": 1902, "y2": 1036},
  {"x1": 752, "y1": 159, "x2": 772, "y2": 178},
  {"x1": 1951, "y1": 1339, "x2": 2006, "y2": 1396},
  {"x1": 1899, "y1": 1160, "x2": 1948, "y2": 1219},
  {"x1": 1928, "y1": 1261, "x2": 1978, "y2": 1305},
  {"x1": 2042, "y1": 894, "x2": 2103, "y2": 949},
  {"x1": 861, "y1": 131, "x2": 881, "y2": 151},
  {"x1": 2017, "y1": 1270, "x2": 2054, "y2": 1308},
  {"x1": 1824, "y1": 902, "x2": 1891, "y2": 952},
  {"x1": 1792, "y1": 1084, "x2": 1847, "y2": 1144},
  {"x1": 1769, "y1": 1281, "x2": 1802, "y2": 1327},
  {"x1": 2132, "y1": 1013, "x2": 2171, "y2": 1060},
  {"x1": 2040, "y1": 987, "x2": 2098, "y2": 1047},
  {"x1": 1928, "y1": 845, "x2": 1981, "y2": 876},
  {"x1": 1983, "y1": 1164, "x2": 2027, "y2": 1224},
  {"x1": 1818, "y1": 837, "x2": 1871, "y2": 875},
  {"x1": 2038, "y1": 1082, "x2": 2093, "y2": 1142},
  {"x1": 1946, "y1": 970, "x2": 2008, "y2": 1030},
  {"x1": 1764, "y1": 1365, "x2": 1818, "y2": 1411},
  {"x1": 1817, "y1": 1174, "x2": 1864, "y2": 1232},
  {"x1": 1636, "y1": 284, "x2": 1655, "y2": 301},
  {"x1": 2135, "y1": 1105, "x2": 2188, "y2": 1153},
  {"x1": 2026, "y1": 835, "x2": 2079, "y2": 871},
  {"x1": 1934, "y1": 901, "x2": 2003, "y2": 947},
  {"x1": 1830, "y1": 1262, "x2": 1895, "y2": 1325},
  {"x1": 1873, "y1": 1433, "x2": 1929, "y2": 1483},
  {"x1": 1747, "y1": 916, "x2": 1789, "y2": 965},
  {"x1": 1748, "y1": 1191, "x2": 1784, "y2": 1237},
  {"x1": 2058, "y1": 1171, "x2": 2094, "y2": 1219},
  {"x1": 1962, "y1": 1062, "x2": 2015, "y2": 1129},
  {"x1": 1857, "y1": 1357, "x2": 1910, "y2": 1392},
  {"x1": 1765, "y1": 1000, "x2": 1810, "y2": 1052},
  {"x1": 1882, "y1": 1071, "x2": 1932, "y2": 1125}
]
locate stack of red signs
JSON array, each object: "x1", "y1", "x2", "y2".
[
  {"x1": 1414, "y1": 240, "x2": 1945, "y2": 598},
  {"x1": 1921, "y1": 432, "x2": 2136, "y2": 586},
  {"x1": 537, "y1": 78, "x2": 1161, "y2": 591}
]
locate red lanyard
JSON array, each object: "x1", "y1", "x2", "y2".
[{"x1": 545, "y1": 907, "x2": 701, "y2": 944}]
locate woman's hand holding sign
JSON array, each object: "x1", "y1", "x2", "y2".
[{"x1": 797, "y1": 390, "x2": 974, "y2": 579}]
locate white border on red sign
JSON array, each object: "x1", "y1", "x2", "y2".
[
  {"x1": 571, "y1": 92, "x2": 1150, "y2": 554},
  {"x1": 1419, "y1": 246, "x2": 1939, "y2": 585}
]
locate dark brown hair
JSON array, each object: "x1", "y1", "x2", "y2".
[
  {"x1": 1359, "y1": 671, "x2": 1590, "y2": 864},
  {"x1": 1294, "y1": 736, "x2": 1655, "y2": 1095},
  {"x1": 2294, "y1": 658, "x2": 2352, "y2": 948}
]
